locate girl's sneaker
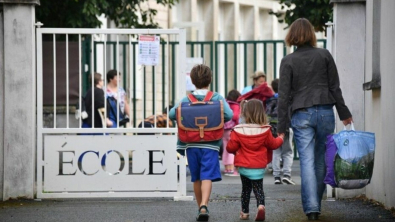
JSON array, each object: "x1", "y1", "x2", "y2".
[
  {"x1": 255, "y1": 205, "x2": 265, "y2": 221},
  {"x1": 228, "y1": 171, "x2": 239, "y2": 177},
  {"x1": 240, "y1": 212, "x2": 249, "y2": 220},
  {"x1": 224, "y1": 170, "x2": 234, "y2": 176}
]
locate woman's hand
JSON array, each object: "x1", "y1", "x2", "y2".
[
  {"x1": 342, "y1": 117, "x2": 353, "y2": 126},
  {"x1": 106, "y1": 118, "x2": 113, "y2": 127},
  {"x1": 277, "y1": 133, "x2": 285, "y2": 139}
]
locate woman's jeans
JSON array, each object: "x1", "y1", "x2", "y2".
[{"x1": 291, "y1": 105, "x2": 335, "y2": 214}]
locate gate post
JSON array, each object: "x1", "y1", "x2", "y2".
[{"x1": 0, "y1": 0, "x2": 39, "y2": 200}]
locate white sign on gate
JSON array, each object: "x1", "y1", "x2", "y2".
[
  {"x1": 44, "y1": 135, "x2": 178, "y2": 192},
  {"x1": 138, "y1": 35, "x2": 160, "y2": 66}
]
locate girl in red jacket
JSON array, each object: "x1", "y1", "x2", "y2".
[
  {"x1": 226, "y1": 99, "x2": 284, "y2": 221},
  {"x1": 222, "y1": 89, "x2": 241, "y2": 176}
]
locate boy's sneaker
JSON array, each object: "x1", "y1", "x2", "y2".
[
  {"x1": 282, "y1": 175, "x2": 295, "y2": 185},
  {"x1": 196, "y1": 205, "x2": 209, "y2": 221},
  {"x1": 274, "y1": 177, "x2": 282, "y2": 184}
]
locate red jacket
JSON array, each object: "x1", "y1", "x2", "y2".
[
  {"x1": 226, "y1": 124, "x2": 283, "y2": 168},
  {"x1": 227, "y1": 100, "x2": 240, "y2": 124},
  {"x1": 237, "y1": 83, "x2": 274, "y2": 109}
]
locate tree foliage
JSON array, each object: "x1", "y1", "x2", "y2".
[
  {"x1": 36, "y1": 0, "x2": 178, "y2": 29},
  {"x1": 270, "y1": 0, "x2": 333, "y2": 32}
]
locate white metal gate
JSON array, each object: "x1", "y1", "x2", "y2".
[{"x1": 36, "y1": 27, "x2": 191, "y2": 200}]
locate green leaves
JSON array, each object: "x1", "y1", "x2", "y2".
[
  {"x1": 36, "y1": 0, "x2": 178, "y2": 29},
  {"x1": 269, "y1": 0, "x2": 333, "y2": 32}
]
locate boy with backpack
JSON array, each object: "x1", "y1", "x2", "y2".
[
  {"x1": 266, "y1": 79, "x2": 295, "y2": 185},
  {"x1": 169, "y1": 64, "x2": 233, "y2": 221}
]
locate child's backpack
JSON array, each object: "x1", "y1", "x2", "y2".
[
  {"x1": 176, "y1": 91, "x2": 224, "y2": 143},
  {"x1": 266, "y1": 96, "x2": 278, "y2": 137},
  {"x1": 266, "y1": 96, "x2": 278, "y2": 118},
  {"x1": 224, "y1": 119, "x2": 236, "y2": 130},
  {"x1": 223, "y1": 100, "x2": 239, "y2": 130}
]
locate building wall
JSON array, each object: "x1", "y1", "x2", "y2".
[
  {"x1": 0, "y1": 7, "x2": 4, "y2": 200},
  {"x1": 170, "y1": 0, "x2": 289, "y2": 95},
  {"x1": 364, "y1": 0, "x2": 395, "y2": 209},
  {"x1": 196, "y1": 0, "x2": 215, "y2": 40},
  {"x1": 172, "y1": 0, "x2": 284, "y2": 41},
  {"x1": 332, "y1": 1, "x2": 366, "y2": 198},
  {"x1": 332, "y1": 0, "x2": 395, "y2": 209}
]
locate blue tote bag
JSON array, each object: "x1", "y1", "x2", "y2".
[{"x1": 332, "y1": 123, "x2": 375, "y2": 189}]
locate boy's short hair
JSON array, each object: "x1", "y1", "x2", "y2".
[
  {"x1": 226, "y1": 89, "x2": 241, "y2": 102},
  {"x1": 106, "y1": 69, "x2": 121, "y2": 83},
  {"x1": 190, "y1": 64, "x2": 212, "y2": 89},
  {"x1": 271, "y1": 79, "x2": 279, "y2": 93},
  {"x1": 285, "y1": 18, "x2": 317, "y2": 47}
]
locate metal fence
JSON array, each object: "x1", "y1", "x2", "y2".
[{"x1": 86, "y1": 39, "x2": 326, "y2": 127}]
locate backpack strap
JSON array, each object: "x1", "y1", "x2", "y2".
[
  {"x1": 187, "y1": 91, "x2": 214, "y2": 102},
  {"x1": 203, "y1": 91, "x2": 214, "y2": 102},
  {"x1": 187, "y1": 93, "x2": 198, "y2": 102}
]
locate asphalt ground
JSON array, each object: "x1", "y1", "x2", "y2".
[{"x1": 0, "y1": 161, "x2": 394, "y2": 222}]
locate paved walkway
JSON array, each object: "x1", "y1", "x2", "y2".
[{"x1": 0, "y1": 161, "x2": 394, "y2": 222}]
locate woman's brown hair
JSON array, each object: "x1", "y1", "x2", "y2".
[
  {"x1": 285, "y1": 18, "x2": 317, "y2": 47},
  {"x1": 89, "y1": 73, "x2": 102, "y2": 86},
  {"x1": 240, "y1": 99, "x2": 268, "y2": 125}
]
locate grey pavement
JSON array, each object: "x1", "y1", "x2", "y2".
[{"x1": 0, "y1": 160, "x2": 394, "y2": 222}]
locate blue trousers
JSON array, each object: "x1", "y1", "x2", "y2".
[{"x1": 291, "y1": 105, "x2": 335, "y2": 215}]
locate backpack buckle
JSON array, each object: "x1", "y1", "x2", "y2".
[{"x1": 195, "y1": 117, "x2": 208, "y2": 138}]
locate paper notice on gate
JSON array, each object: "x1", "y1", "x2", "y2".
[{"x1": 138, "y1": 35, "x2": 160, "y2": 66}]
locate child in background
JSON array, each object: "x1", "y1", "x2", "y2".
[
  {"x1": 223, "y1": 89, "x2": 241, "y2": 176},
  {"x1": 226, "y1": 99, "x2": 284, "y2": 221},
  {"x1": 169, "y1": 64, "x2": 233, "y2": 221},
  {"x1": 267, "y1": 79, "x2": 295, "y2": 185}
]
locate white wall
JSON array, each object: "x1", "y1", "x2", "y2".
[
  {"x1": 197, "y1": 0, "x2": 214, "y2": 41},
  {"x1": 0, "y1": 7, "x2": 4, "y2": 200},
  {"x1": 258, "y1": 9, "x2": 273, "y2": 40},
  {"x1": 332, "y1": 1, "x2": 366, "y2": 198},
  {"x1": 333, "y1": 0, "x2": 395, "y2": 209},
  {"x1": 365, "y1": 0, "x2": 395, "y2": 209},
  {"x1": 2, "y1": 4, "x2": 36, "y2": 199},
  {"x1": 219, "y1": 2, "x2": 235, "y2": 40},
  {"x1": 173, "y1": 0, "x2": 284, "y2": 41},
  {"x1": 239, "y1": 5, "x2": 254, "y2": 40}
]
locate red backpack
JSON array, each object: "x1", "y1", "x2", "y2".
[{"x1": 176, "y1": 91, "x2": 224, "y2": 143}]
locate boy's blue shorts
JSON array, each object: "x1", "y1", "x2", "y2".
[{"x1": 186, "y1": 148, "x2": 221, "y2": 182}]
